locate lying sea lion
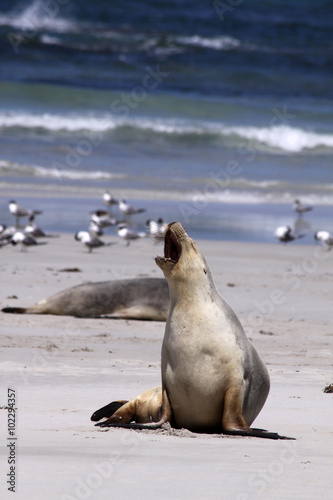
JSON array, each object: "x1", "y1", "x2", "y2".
[
  {"x1": 2, "y1": 278, "x2": 169, "y2": 320},
  {"x1": 93, "y1": 222, "x2": 291, "y2": 439}
]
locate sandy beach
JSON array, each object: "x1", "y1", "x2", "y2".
[{"x1": 0, "y1": 232, "x2": 332, "y2": 499}]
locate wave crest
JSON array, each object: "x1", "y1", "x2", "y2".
[
  {"x1": 1, "y1": 110, "x2": 333, "y2": 153},
  {"x1": 0, "y1": 0, "x2": 76, "y2": 33},
  {"x1": 0, "y1": 160, "x2": 126, "y2": 181},
  {"x1": 224, "y1": 124, "x2": 333, "y2": 153}
]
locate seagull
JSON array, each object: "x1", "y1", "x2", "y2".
[
  {"x1": 0, "y1": 225, "x2": 16, "y2": 242},
  {"x1": 146, "y1": 218, "x2": 166, "y2": 242},
  {"x1": 117, "y1": 223, "x2": 147, "y2": 246},
  {"x1": 293, "y1": 199, "x2": 313, "y2": 217},
  {"x1": 90, "y1": 210, "x2": 117, "y2": 229},
  {"x1": 103, "y1": 192, "x2": 118, "y2": 210},
  {"x1": 24, "y1": 215, "x2": 47, "y2": 238},
  {"x1": 275, "y1": 212, "x2": 312, "y2": 244},
  {"x1": 314, "y1": 230, "x2": 333, "y2": 251},
  {"x1": 89, "y1": 220, "x2": 104, "y2": 236},
  {"x1": 74, "y1": 231, "x2": 112, "y2": 253},
  {"x1": 274, "y1": 225, "x2": 301, "y2": 243},
  {"x1": 11, "y1": 231, "x2": 39, "y2": 251},
  {"x1": 118, "y1": 199, "x2": 146, "y2": 217},
  {"x1": 0, "y1": 239, "x2": 10, "y2": 249},
  {"x1": 8, "y1": 200, "x2": 42, "y2": 227}
]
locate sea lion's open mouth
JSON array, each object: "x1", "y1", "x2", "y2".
[
  {"x1": 155, "y1": 222, "x2": 184, "y2": 268},
  {"x1": 163, "y1": 223, "x2": 182, "y2": 264}
]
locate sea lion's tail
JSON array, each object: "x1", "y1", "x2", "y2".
[{"x1": 2, "y1": 307, "x2": 29, "y2": 314}]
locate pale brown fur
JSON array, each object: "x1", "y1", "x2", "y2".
[{"x1": 94, "y1": 223, "x2": 291, "y2": 439}]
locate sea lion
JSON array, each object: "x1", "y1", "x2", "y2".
[
  {"x1": 2, "y1": 278, "x2": 169, "y2": 320},
  {"x1": 93, "y1": 222, "x2": 290, "y2": 439}
]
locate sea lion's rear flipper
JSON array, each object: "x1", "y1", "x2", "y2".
[
  {"x1": 2, "y1": 307, "x2": 28, "y2": 314},
  {"x1": 94, "y1": 399, "x2": 140, "y2": 427},
  {"x1": 95, "y1": 386, "x2": 171, "y2": 430},
  {"x1": 222, "y1": 386, "x2": 294, "y2": 440},
  {"x1": 90, "y1": 400, "x2": 128, "y2": 422}
]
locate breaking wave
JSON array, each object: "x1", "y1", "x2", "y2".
[
  {"x1": 0, "y1": 160, "x2": 126, "y2": 181},
  {"x1": 1, "y1": 110, "x2": 333, "y2": 153}
]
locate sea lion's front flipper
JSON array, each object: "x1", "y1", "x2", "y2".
[
  {"x1": 222, "y1": 385, "x2": 294, "y2": 440},
  {"x1": 223, "y1": 428, "x2": 294, "y2": 440}
]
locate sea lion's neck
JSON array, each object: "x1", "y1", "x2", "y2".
[{"x1": 168, "y1": 274, "x2": 218, "y2": 309}]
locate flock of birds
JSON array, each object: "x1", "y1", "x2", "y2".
[
  {"x1": 0, "y1": 201, "x2": 49, "y2": 250},
  {"x1": 0, "y1": 195, "x2": 166, "y2": 252},
  {"x1": 274, "y1": 199, "x2": 333, "y2": 250},
  {"x1": 74, "y1": 192, "x2": 166, "y2": 252},
  {"x1": 1, "y1": 196, "x2": 332, "y2": 252}
]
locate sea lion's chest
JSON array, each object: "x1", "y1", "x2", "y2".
[
  {"x1": 162, "y1": 299, "x2": 244, "y2": 387},
  {"x1": 161, "y1": 299, "x2": 245, "y2": 430}
]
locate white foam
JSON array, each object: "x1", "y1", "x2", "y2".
[
  {"x1": 134, "y1": 118, "x2": 201, "y2": 135},
  {"x1": 0, "y1": 112, "x2": 201, "y2": 136},
  {"x1": 0, "y1": 160, "x2": 125, "y2": 181},
  {"x1": 135, "y1": 120, "x2": 333, "y2": 152},
  {"x1": 40, "y1": 34, "x2": 62, "y2": 46},
  {"x1": 1, "y1": 110, "x2": 333, "y2": 153},
  {"x1": 1, "y1": 158, "x2": 333, "y2": 205},
  {"x1": 0, "y1": 0, "x2": 77, "y2": 33},
  {"x1": 223, "y1": 124, "x2": 333, "y2": 152},
  {"x1": 174, "y1": 35, "x2": 240, "y2": 50},
  {"x1": 190, "y1": 189, "x2": 264, "y2": 205},
  {"x1": 35, "y1": 166, "x2": 116, "y2": 180},
  {"x1": 0, "y1": 112, "x2": 116, "y2": 133},
  {"x1": 188, "y1": 188, "x2": 333, "y2": 206}
]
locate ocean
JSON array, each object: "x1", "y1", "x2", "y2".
[{"x1": 0, "y1": 0, "x2": 332, "y2": 243}]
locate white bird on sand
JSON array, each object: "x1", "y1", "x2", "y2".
[
  {"x1": 0, "y1": 225, "x2": 16, "y2": 242},
  {"x1": 0, "y1": 227, "x2": 11, "y2": 248},
  {"x1": 274, "y1": 225, "x2": 301, "y2": 243},
  {"x1": 8, "y1": 200, "x2": 42, "y2": 227},
  {"x1": 103, "y1": 192, "x2": 118, "y2": 209},
  {"x1": 11, "y1": 231, "x2": 40, "y2": 251},
  {"x1": 74, "y1": 231, "x2": 112, "y2": 253},
  {"x1": 146, "y1": 218, "x2": 166, "y2": 242},
  {"x1": 89, "y1": 220, "x2": 104, "y2": 236},
  {"x1": 275, "y1": 213, "x2": 311, "y2": 244},
  {"x1": 314, "y1": 230, "x2": 333, "y2": 250},
  {"x1": 117, "y1": 223, "x2": 147, "y2": 246},
  {"x1": 118, "y1": 199, "x2": 146, "y2": 217},
  {"x1": 90, "y1": 210, "x2": 117, "y2": 229},
  {"x1": 293, "y1": 199, "x2": 313, "y2": 217},
  {"x1": 24, "y1": 215, "x2": 47, "y2": 238}
]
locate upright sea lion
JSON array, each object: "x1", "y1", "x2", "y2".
[
  {"x1": 93, "y1": 222, "x2": 290, "y2": 439},
  {"x1": 2, "y1": 278, "x2": 169, "y2": 320}
]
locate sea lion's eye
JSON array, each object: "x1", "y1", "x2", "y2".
[{"x1": 203, "y1": 268, "x2": 207, "y2": 274}]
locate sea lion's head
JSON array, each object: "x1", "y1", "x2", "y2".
[{"x1": 155, "y1": 222, "x2": 212, "y2": 289}]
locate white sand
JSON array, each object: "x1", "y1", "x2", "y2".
[{"x1": 0, "y1": 234, "x2": 332, "y2": 499}]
